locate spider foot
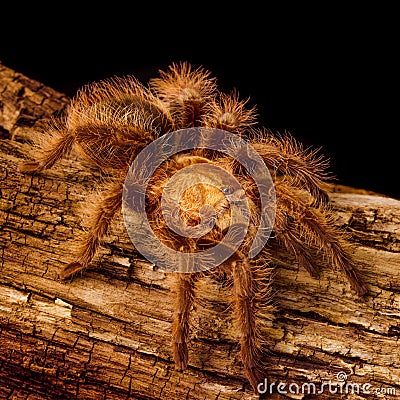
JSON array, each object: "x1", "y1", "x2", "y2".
[
  {"x1": 19, "y1": 161, "x2": 43, "y2": 173},
  {"x1": 352, "y1": 278, "x2": 369, "y2": 297},
  {"x1": 304, "y1": 260, "x2": 320, "y2": 278},
  {"x1": 245, "y1": 363, "x2": 266, "y2": 393},
  {"x1": 59, "y1": 262, "x2": 85, "y2": 281},
  {"x1": 173, "y1": 341, "x2": 188, "y2": 371}
]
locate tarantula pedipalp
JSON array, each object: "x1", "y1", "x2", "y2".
[{"x1": 20, "y1": 61, "x2": 368, "y2": 392}]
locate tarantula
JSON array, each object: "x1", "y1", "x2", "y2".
[{"x1": 20, "y1": 62, "x2": 368, "y2": 392}]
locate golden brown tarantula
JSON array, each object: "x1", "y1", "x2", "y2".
[{"x1": 20, "y1": 61, "x2": 368, "y2": 392}]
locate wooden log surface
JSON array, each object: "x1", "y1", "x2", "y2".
[{"x1": 1, "y1": 61, "x2": 400, "y2": 399}]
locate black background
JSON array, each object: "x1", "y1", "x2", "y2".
[{"x1": 1, "y1": 7, "x2": 397, "y2": 198}]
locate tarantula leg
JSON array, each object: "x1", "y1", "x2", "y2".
[
  {"x1": 172, "y1": 272, "x2": 199, "y2": 371},
  {"x1": 250, "y1": 134, "x2": 331, "y2": 206},
  {"x1": 273, "y1": 211, "x2": 320, "y2": 277},
  {"x1": 60, "y1": 179, "x2": 122, "y2": 280},
  {"x1": 204, "y1": 91, "x2": 258, "y2": 135},
  {"x1": 149, "y1": 62, "x2": 217, "y2": 128},
  {"x1": 301, "y1": 213, "x2": 368, "y2": 296},
  {"x1": 232, "y1": 253, "x2": 272, "y2": 391},
  {"x1": 276, "y1": 181, "x2": 368, "y2": 296},
  {"x1": 19, "y1": 131, "x2": 75, "y2": 173}
]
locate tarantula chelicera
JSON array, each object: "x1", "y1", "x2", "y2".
[{"x1": 20, "y1": 62, "x2": 368, "y2": 392}]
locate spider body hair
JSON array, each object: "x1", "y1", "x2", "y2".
[{"x1": 20, "y1": 61, "x2": 368, "y2": 392}]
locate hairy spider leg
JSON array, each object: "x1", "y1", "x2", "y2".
[
  {"x1": 275, "y1": 180, "x2": 368, "y2": 296},
  {"x1": 172, "y1": 272, "x2": 200, "y2": 370},
  {"x1": 60, "y1": 179, "x2": 123, "y2": 280},
  {"x1": 19, "y1": 129, "x2": 75, "y2": 173},
  {"x1": 232, "y1": 254, "x2": 273, "y2": 391},
  {"x1": 273, "y1": 209, "x2": 321, "y2": 277},
  {"x1": 250, "y1": 134, "x2": 332, "y2": 206}
]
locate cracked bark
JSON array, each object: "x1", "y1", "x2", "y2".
[{"x1": 1, "y1": 61, "x2": 400, "y2": 400}]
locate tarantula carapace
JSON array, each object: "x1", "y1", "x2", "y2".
[{"x1": 20, "y1": 61, "x2": 368, "y2": 392}]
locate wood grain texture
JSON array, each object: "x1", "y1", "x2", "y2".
[{"x1": 1, "y1": 61, "x2": 400, "y2": 399}]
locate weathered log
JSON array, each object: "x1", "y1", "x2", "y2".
[{"x1": 1, "y1": 61, "x2": 400, "y2": 399}]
